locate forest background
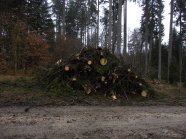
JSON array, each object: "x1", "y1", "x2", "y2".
[{"x1": 0, "y1": 0, "x2": 185, "y2": 84}]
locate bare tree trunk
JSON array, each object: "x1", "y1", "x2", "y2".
[
  {"x1": 14, "y1": 44, "x2": 17, "y2": 74},
  {"x1": 112, "y1": 1, "x2": 117, "y2": 54},
  {"x1": 112, "y1": 25, "x2": 116, "y2": 54},
  {"x1": 168, "y1": 0, "x2": 173, "y2": 82},
  {"x1": 149, "y1": 36, "x2": 153, "y2": 68},
  {"x1": 97, "y1": 0, "x2": 99, "y2": 48},
  {"x1": 123, "y1": 0, "x2": 127, "y2": 55},
  {"x1": 87, "y1": 25, "x2": 90, "y2": 47},
  {"x1": 56, "y1": 16, "x2": 61, "y2": 45},
  {"x1": 116, "y1": 0, "x2": 122, "y2": 54},
  {"x1": 108, "y1": 0, "x2": 112, "y2": 51},
  {"x1": 90, "y1": 23, "x2": 93, "y2": 46},
  {"x1": 87, "y1": 0, "x2": 90, "y2": 46},
  {"x1": 179, "y1": 12, "x2": 182, "y2": 87},
  {"x1": 144, "y1": 7, "x2": 149, "y2": 76},
  {"x1": 158, "y1": 14, "x2": 162, "y2": 80},
  {"x1": 184, "y1": 50, "x2": 186, "y2": 84},
  {"x1": 62, "y1": 0, "x2": 65, "y2": 36},
  {"x1": 85, "y1": 25, "x2": 87, "y2": 46},
  {"x1": 80, "y1": 28, "x2": 83, "y2": 44},
  {"x1": 144, "y1": 40, "x2": 148, "y2": 75}
]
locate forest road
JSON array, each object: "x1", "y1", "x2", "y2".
[{"x1": 0, "y1": 106, "x2": 186, "y2": 139}]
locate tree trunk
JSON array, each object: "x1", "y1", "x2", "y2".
[
  {"x1": 90, "y1": 23, "x2": 93, "y2": 47},
  {"x1": 149, "y1": 36, "x2": 153, "y2": 68},
  {"x1": 158, "y1": 14, "x2": 162, "y2": 80},
  {"x1": 14, "y1": 44, "x2": 17, "y2": 74},
  {"x1": 116, "y1": 0, "x2": 122, "y2": 54},
  {"x1": 62, "y1": 0, "x2": 65, "y2": 36},
  {"x1": 13, "y1": 34, "x2": 18, "y2": 74},
  {"x1": 144, "y1": 4, "x2": 149, "y2": 76},
  {"x1": 85, "y1": 25, "x2": 87, "y2": 46},
  {"x1": 123, "y1": 0, "x2": 127, "y2": 55},
  {"x1": 108, "y1": 0, "x2": 112, "y2": 51},
  {"x1": 80, "y1": 28, "x2": 83, "y2": 44},
  {"x1": 56, "y1": 16, "x2": 61, "y2": 45},
  {"x1": 87, "y1": 0, "x2": 91, "y2": 46},
  {"x1": 112, "y1": 1, "x2": 117, "y2": 54},
  {"x1": 144, "y1": 40, "x2": 148, "y2": 75},
  {"x1": 179, "y1": 11, "x2": 182, "y2": 87},
  {"x1": 168, "y1": 0, "x2": 173, "y2": 82},
  {"x1": 97, "y1": 0, "x2": 99, "y2": 48},
  {"x1": 112, "y1": 24, "x2": 116, "y2": 54}
]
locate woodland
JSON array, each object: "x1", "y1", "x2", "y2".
[{"x1": 0, "y1": 0, "x2": 186, "y2": 98}]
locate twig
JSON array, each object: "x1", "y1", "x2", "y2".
[{"x1": 123, "y1": 89, "x2": 129, "y2": 101}]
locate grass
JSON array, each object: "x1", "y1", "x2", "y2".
[
  {"x1": 0, "y1": 76, "x2": 39, "y2": 92},
  {"x1": 0, "y1": 75, "x2": 186, "y2": 106},
  {"x1": 0, "y1": 75, "x2": 47, "y2": 105},
  {"x1": 149, "y1": 80, "x2": 186, "y2": 103}
]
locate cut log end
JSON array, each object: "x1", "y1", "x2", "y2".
[
  {"x1": 127, "y1": 68, "x2": 131, "y2": 72},
  {"x1": 139, "y1": 83, "x2": 142, "y2": 86},
  {"x1": 100, "y1": 58, "x2": 107, "y2": 66},
  {"x1": 101, "y1": 76, "x2": 106, "y2": 82},
  {"x1": 86, "y1": 88, "x2": 91, "y2": 94},
  {"x1": 71, "y1": 77, "x2": 77, "y2": 81},
  {"x1": 64, "y1": 65, "x2": 70, "y2": 71},
  {"x1": 111, "y1": 93, "x2": 117, "y2": 100},
  {"x1": 141, "y1": 90, "x2": 148, "y2": 97},
  {"x1": 100, "y1": 52, "x2": 104, "y2": 56},
  {"x1": 87, "y1": 60, "x2": 92, "y2": 65}
]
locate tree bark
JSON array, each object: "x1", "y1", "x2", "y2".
[
  {"x1": 116, "y1": 0, "x2": 122, "y2": 54},
  {"x1": 149, "y1": 35, "x2": 153, "y2": 68},
  {"x1": 123, "y1": 0, "x2": 127, "y2": 55},
  {"x1": 168, "y1": 0, "x2": 173, "y2": 82},
  {"x1": 158, "y1": 13, "x2": 162, "y2": 80},
  {"x1": 97, "y1": 0, "x2": 99, "y2": 48},
  {"x1": 179, "y1": 11, "x2": 182, "y2": 86},
  {"x1": 62, "y1": 0, "x2": 65, "y2": 36},
  {"x1": 87, "y1": 0, "x2": 91, "y2": 46},
  {"x1": 112, "y1": 1, "x2": 117, "y2": 54},
  {"x1": 144, "y1": 2, "x2": 149, "y2": 76},
  {"x1": 14, "y1": 44, "x2": 17, "y2": 74},
  {"x1": 108, "y1": 0, "x2": 112, "y2": 51},
  {"x1": 56, "y1": 16, "x2": 61, "y2": 45}
]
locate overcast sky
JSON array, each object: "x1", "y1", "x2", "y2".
[{"x1": 127, "y1": 0, "x2": 170, "y2": 43}]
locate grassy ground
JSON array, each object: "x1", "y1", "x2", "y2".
[
  {"x1": 150, "y1": 80, "x2": 186, "y2": 103},
  {"x1": 0, "y1": 75, "x2": 186, "y2": 106}
]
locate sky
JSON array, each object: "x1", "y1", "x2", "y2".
[{"x1": 127, "y1": 0, "x2": 171, "y2": 43}]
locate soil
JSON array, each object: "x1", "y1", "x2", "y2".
[
  {"x1": 0, "y1": 106, "x2": 186, "y2": 139},
  {"x1": 1, "y1": 76, "x2": 186, "y2": 138}
]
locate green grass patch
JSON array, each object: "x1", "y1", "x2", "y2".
[
  {"x1": 0, "y1": 75, "x2": 44, "y2": 93},
  {"x1": 1, "y1": 75, "x2": 186, "y2": 105}
]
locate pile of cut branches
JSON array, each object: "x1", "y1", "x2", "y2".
[{"x1": 41, "y1": 47, "x2": 153, "y2": 99}]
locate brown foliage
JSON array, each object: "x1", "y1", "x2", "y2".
[
  {"x1": 0, "y1": 12, "x2": 26, "y2": 73},
  {"x1": 23, "y1": 31, "x2": 51, "y2": 72},
  {"x1": 0, "y1": 9, "x2": 52, "y2": 74},
  {"x1": 0, "y1": 53, "x2": 8, "y2": 74},
  {"x1": 53, "y1": 36, "x2": 82, "y2": 62}
]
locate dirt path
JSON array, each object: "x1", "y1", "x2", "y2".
[{"x1": 0, "y1": 106, "x2": 186, "y2": 139}]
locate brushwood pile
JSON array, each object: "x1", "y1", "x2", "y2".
[{"x1": 41, "y1": 47, "x2": 153, "y2": 99}]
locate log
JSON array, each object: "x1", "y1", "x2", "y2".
[
  {"x1": 100, "y1": 58, "x2": 107, "y2": 66},
  {"x1": 87, "y1": 60, "x2": 92, "y2": 65},
  {"x1": 64, "y1": 65, "x2": 70, "y2": 71},
  {"x1": 41, "y1": 47, "x2": 153, "y2": 99},
  {"x1": 141, "y1": 90, "x2": 148, "y2": 97}
]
